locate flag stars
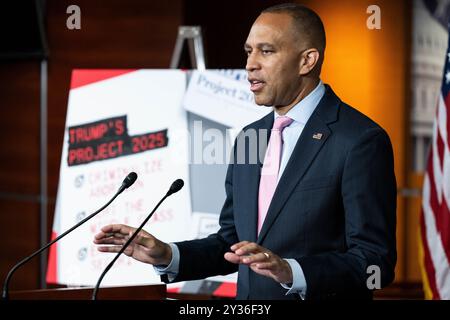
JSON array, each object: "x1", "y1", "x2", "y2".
[{"x1": 446, "y1": 70, "x2": 450, "y2": 84}]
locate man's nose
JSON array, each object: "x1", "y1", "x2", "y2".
[{"x1": 246, "y1": 53, "x2": 260, "y2": 72}]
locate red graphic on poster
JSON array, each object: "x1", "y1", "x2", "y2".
[{"x1": 67, "y1": 115, "x2": 168, "y2": 166}]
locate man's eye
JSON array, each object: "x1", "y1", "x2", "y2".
[
  {"x1": 262, "y1": 50, "x2": 273, "y2": 55},
  {"x1": 245, "y1": 51, "x2": 252, "y2": 56}
]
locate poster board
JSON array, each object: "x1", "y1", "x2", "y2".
[
  {"x1": 47, "y1": 69, "x2": 269, "y2": 297},
  {"x1": 47, "y1": 70, "x2": 192, "y2": 287}
]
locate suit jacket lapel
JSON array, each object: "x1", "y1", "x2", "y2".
[{"x1": 257, "y1": 85, "x2": 339, "y2": 244}]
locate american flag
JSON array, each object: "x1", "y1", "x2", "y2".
[{"x1": 419, "y1": 31, "x2": 450, "y2": 300}]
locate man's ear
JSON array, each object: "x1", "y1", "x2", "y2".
[{"x1": 299, "y1": 49, "x2": 320, "y2": 75}]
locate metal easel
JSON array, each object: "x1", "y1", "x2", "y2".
[{"x1": 170, "y1": 26, "x2": 206, "y2": 70}]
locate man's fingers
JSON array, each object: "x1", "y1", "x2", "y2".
[
  {"x1": 225, "y1": 251, "x2": 271, "y2": 265},
  {"x1": 95, "y1": 225, "x2": 139, "y2": 246},
  {"x1": 253, "y1": 261, "x2": 275, "y2": 270},
  {"x1": 94, "y1": 237, "x2": 126, "y2": 245},
  {"x1": 224, "y1": 252, "x2": 242, "y2": 264},
  {"x1": 235, "y1": 243, "x2": 260, "y2": 256},
  {"x1": 100, "y1": 224, "x2": 134, "y2": 236},
  {"x1": 94, "y1": 231, "x2": 107, "y2": 240},
  {"x1": 230, "y1": 241, "x2": 250, "y2": 251},
  {"x1": 94, "y1": 232, "x2": 125, "y2": 241},
  {"x1": 94, "y1": 231, "x2": 126, "y2": 242},
  {"x1": 97, "y1": 245, "x2": 122, "y2": 253},
  {"x1": 97, "y1": 245, "x2": 134, "y2": 256},
  {"x1": 95, "y1": 227, "x2": 155, "y2": 250},
  {"x1": 241, "y1": 252, "x2": 270, "y2": 264}
]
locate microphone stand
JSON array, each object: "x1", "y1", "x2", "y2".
[
  {"x1": 91, "y1": 194, "x2": 169, "y2": 300},
  {"x1": 2, "y1": 172, "x2": 137, "y2": 300}
]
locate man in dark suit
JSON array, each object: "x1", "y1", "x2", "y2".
[{"x1": 94, "y1": 3, "x2": 396, "y2": 300}]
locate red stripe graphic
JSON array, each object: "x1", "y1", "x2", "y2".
[
  {"x1": 46, "y1": 231, "x2": 58, "y2": 284},
  {"x1": 70, "y1": 69, "x2": 137, "y2": 89},
  {"x1": 213, "y1": 282, "x2": 237, "y2": 298},
  {"x1": 167, "y1": 287, "x2": 181, "y2": 293}
]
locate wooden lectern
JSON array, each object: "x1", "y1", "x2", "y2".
[{"x1": 8, "y1": 284, "x2": 166, "y2": 300}]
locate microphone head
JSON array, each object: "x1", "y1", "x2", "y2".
[
  {"x1": 122, "y1": 172, "x2": 138, "y2": 189},
  {"x1": 167, "y1": 179, "x2": 184, "y2": 196}
]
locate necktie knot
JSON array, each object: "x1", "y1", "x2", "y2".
[{"x1": 273, "y1": 116, "x2": 293, "y2": 131}]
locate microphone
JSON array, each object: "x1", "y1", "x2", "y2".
[
  {"x1": 118, "y1": 172, "x2": 138, "y2": 194},
  {"x1": 2, "y1": 172, "x2": 138, "y2": 300},
  {"x1": 92, "y1": 179, "x2": 184, "y2": 300},
  {"x1": 166, "y1": 178, "x2": 184, "y2": 196}
]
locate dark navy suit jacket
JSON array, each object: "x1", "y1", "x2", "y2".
[{"x1": 163, "y1": 85, "x2": 397, "y2": 300}]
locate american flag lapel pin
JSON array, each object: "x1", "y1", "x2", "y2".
[{"x1": 312, "y1": 133, "x2": 323, "y2": 140}]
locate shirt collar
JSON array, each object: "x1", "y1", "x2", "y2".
[{"x1": 274, "y1": 80, "x2": 325, "y2": 125}]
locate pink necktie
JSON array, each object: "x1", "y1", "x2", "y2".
[{"x1": 258, "y1": 116, "x2": 293, "y2": 235}]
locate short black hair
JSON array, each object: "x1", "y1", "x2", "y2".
[{"x1": 262, "y1": 3, "x2": 326, "y2": 54}]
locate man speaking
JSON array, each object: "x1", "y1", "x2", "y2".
[{"x1": 94, "y1": 3, "x2": 397, "y2": 300}]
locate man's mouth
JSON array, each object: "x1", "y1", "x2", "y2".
[{"x1": 249, "y1": 79, "x2": 265, "y2": 92}]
